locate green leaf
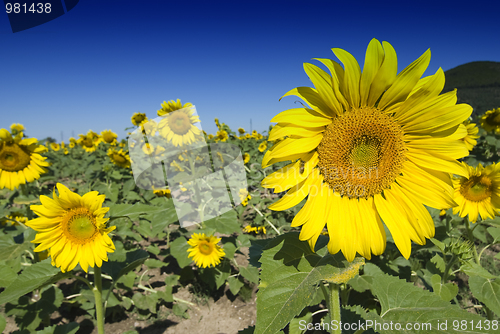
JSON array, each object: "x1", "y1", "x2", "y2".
[
  {"x1": 144, "y1": 259, "x2": 166, "y2": 269},
  {"x1": 468, "y1": 275, "x2": 500, "y2": 317},
  {"x1": 0, "y1": 314, "x2": 5, "y2": 334},
  {"x1": 105, "y1": 185, "x2": 120, "y2": 203},
  {"x1": 255, "y1": 233, "x2": 364, "y2": 334},
  {"x1": 430, "y1": 254, "x2": 446, "y2": 274},
  {"x1": 0, "y1": 264, "x2": 17, "y2": 287},
  {"x1": 461, "y1": 262, "x2": 497, "y2": 279},
  {"x1": 288, "y1": 310, "x2": 313, "y2": 334},
  {"x1": 359, "y1": 273, "x2": 497, "y2": 333},
  {"x1": 487, "y1": 226, "x2": 500, "y2": 244},
  {"x1": 240, "y1": 265, "x2": 259, "y2": 284},
  {"x1": 223, "y1": 241, "x2": 237, "y2": 259},
  {"x1": 132, "y1": 292, "x2": 158, "y2": 313},
  {"x1": 0, "y1": 260, "x2": 68, "y2": 305},
  {"x1": 102, "y1": 249, "x2": 149, "y2": 282},
  {"x1": 169, "y1": 237, "x2": 192, "y2": 268},
  {"x1": 0, "y1": 240, "x2": 31, "y2": 262},
  {"x1": 228, "y1": 276, "x2": 244, "y2": 295},
  {"x1": 215, "y1": 261, "x2": 231, "y2": 289},
  {"x1": 204, "y1": 210, "x2": 241, "y2": 234},
  {"x1": 431, "y1": 274, "x2": 458, "y2": 301},
  {"x1": 35, "y1": 322, "x2": 79, "y2": 334}
]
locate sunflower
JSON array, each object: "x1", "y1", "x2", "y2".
[
  {"x1": 157, "y1": 99, "x2": 193, "y2": 116},
  {"x1": 215, "y1": 130, "x2": 228, "y2": 142},
  {"x1": 156, "y1": 100, "x2": 202, "y2": 147},
  {"x1": 262, "y1": 39, "x2": 472, "y2": 261},
  {"x1": 0, "y1": 129, "x2": 49, "y2": 190},
  {"x1": 187, "y1": 233, "x2": 225, "y2": 268},
  {"x1": 1, "y1": 212, "x2": 27, "y2": 226},
  {"x1": 153, "y1": 188, "x2": 171, "y2": 198},
  {"x1": 243, "y1": 152, "x2": 250, "y2": 164},
  {"x1": 78, "y1": 132, "x2": 99, "y2": 153},
  {"x1": 101, "y1": 130, "x2": 118, "y2": 145},
  {"x1": 10, "y1": 123, "x2": 24, "y2": 134},
  {"x1": 107, "y1": 148, "x2": 131, "y2": 168},
  {"x1": 238, "y1": 127, "x2": 246, "y2": 134},
  {"x1": 480, "y1": 108, "x2": 500, "y2": 133},
  {"x1": 50, "y1": 143, "x2": 60, "y2": 151},
  {"x1": 26, "y1": 183, "x2": 115, "y2": 273},
  {"x1": 452, "y1": 162, "x2": 500, "y2": 223},
  {"x1": 69, "y1": 137, "x2": 77, "y2": 148},
  {"x1": 258, "y1": 142, "x2": 267, "y2": 152},
  {"x1": 461, "y1": 120, "x2": 479, "y2": 151},
  {"x1": 131, "y1": 112, "x2": 148, "y2": 127}
]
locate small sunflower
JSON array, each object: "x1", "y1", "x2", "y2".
[
  {"x1": 26, "y1": 183, "x2": 116, "y2": 273},
  {"x1": 153, "y1": 188, "x2": 171, "y2": 198},
  {"x1": 258, "y1": 142, "x2": 267, "y2": 152},
  {"x1": 187, "y1": 233, "x2": 225, "y2": 268},
  {"x1": 131, "y1": 112, "x2": 148, "y2": 127},
  {"x1": 1, "y1": 212, "x2": 28, "y2": 226},
  {"x1": 101, "y1": 130, "x2": 118, "y2": 145},
  {"x1": 243, "y1": 153, "x2": 250, "y2": 164},
  {"x1": 238, "y1": 128, "x2": 246, "y2": 134},
  {"x1": 107, "y1": 148, "x2": 131, "y2": 168},
  {"x1": 461, "y1": 120, "x2": 479, "y2": 151},
  {"x1": 10, "y1": 123, "x2": 24, "y2": 134},
  {"x1": 215, "y1": 130, "x2": 228, "y2": 142},
  {"x1": 50, "y1": 143, "x2": 61, "y2": 151},
  {"x1": 480, "y1": 108, "x2": 500, "y2": 133},
  {"x1": 157, "y1": 100, "x2": 202, "y2": 147},
  {"x1": 262, "y1": 39, "x2": 472, "y2": 261},
  {"x1": 78, "y1": 132, "x2": 99, "y2": 153},
  {"x1": 157, "y1": 99, "x2": 193, "y2": 116},
  {"x1": 453, "y1": 162, "x2": 500, "y2": 223},
  {"x1": 69, "y1": 137, "x2": 77, "y2": 148},
  {"x1": 0, "y1": 129, "x2": 49, "y2": 190}
]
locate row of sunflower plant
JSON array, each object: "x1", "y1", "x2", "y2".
[
  {"x1": 0, "y1": 97, "x2": 296, "y2": 333},
  {"x1": 2, "y1": 39, "x2": 500, "y2": 334}
]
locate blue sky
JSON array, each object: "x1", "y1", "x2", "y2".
[{"x1": 1, "y1": 0, "x2": 499, "y2": 142}]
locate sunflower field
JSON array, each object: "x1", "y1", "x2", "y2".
[{"x1": 2, "y1": 39, "x2": 500, "y2": 334}]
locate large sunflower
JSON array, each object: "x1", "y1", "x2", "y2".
[
  {"x1": 187, "y1": 233, "x2": 225, "y2": 268},
  {"x1": 26, "y1": 183, "x2": 116, "y2": 273},
  {"x1": 157, "y1": 99, "x2": 202, "y2": 147},
  {"x1": 452, "y1": 162, "x2": 500, "y2": 223},
  {"x1": 262, "y1": 39, "x2": 472, "y2": 261},
  {"x1": 101, "y1": 129, "x2": 118, "y2": 145},
  {"x1": 0, "y1": 129, "x2": 49, "y2": 190}
]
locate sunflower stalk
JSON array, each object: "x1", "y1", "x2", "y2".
[
  {"x1": 327, "y1": 282, "x2": 342, "y2": 334},
  {"x1": 93, "y1": 266, "x2": 105, "y2": 334}
]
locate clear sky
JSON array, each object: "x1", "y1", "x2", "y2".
[{"x1": 1, "y1": 0, "x2": 499, "y2": 142}]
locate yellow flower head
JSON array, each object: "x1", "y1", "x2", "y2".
[
  {"x1": 157, "y1": 101, "x2": 202, "y2": 147},
  {"x1": 157, "y1": 99, "x2": 193, "y2": 116},
  {"x1": 101, "y1": 130, "x2": 118, "y2": 145},
  {"x1": 461, "y1": 120, "x2": 479, "y2": 151},
  {"x1": 0, "y1": 129, "x2": 49, "y2": 190},
  {"x1": 453, "y1": 162, "x2": 500, "y2": 223},
  {"x1": 243, "y1": 152, "x2": 250, "y2": 164},
  {"x1": 187, "y1": 233, "x2": 225, "y2": 268},
  {"x1": 1, "y1": 212, "x2": 27, "y2": 226},
  {"x1": 262, "y1": 39, "x2": 472, "y2": 262},
  {"x1": 238, "y1": 128, "x2": 246, "y2": 134},
  {"x1": 27, "y1": 183, "x2": 116, "y2": 273},
  {"x1": 258, "y1": 142, "x2": 267, "y2": 152},
  {"x1": 480, "y1": 108, "x2": 500, "y2": 133},
  {"x1": 77, "y1": 131, "x2": 101, "y2": 153},
  {"x1": 153, "y1": 188, "x2": 171, "y2": 198},
  {"x1": 50, "y1": 143, "x2": 61, "y2": 151},
  {"x1": 107, "y1": 148, "x2": 131, "y2": 168},
  {"x1": 10, "y1": 123, "x2": 24, "y2": 134},
  {"x1": 131, "y1": 112, "x2": 148, "y2": 127},
  {"x1": 215, "y1": 130, "x2": 228, "y2": 142}
]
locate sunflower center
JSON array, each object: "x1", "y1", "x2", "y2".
[
  {"x1": 82, "y1": 138, "x2": 93, "y2": 148},
  {"x1": 317, "y1": 107, "x2": 406, "y2": 198},
  {"x1": 167, "y1": 111, "x2": 191, "y2": 135},
  {"x1": 62, "y1": 207, "x2": 98, "y2": 243},
  {"x1": 0, "y1": 142, "x2": 32, "y2": 172},
  {"x1": 198, "y1": 241, "x2": 214, "y2": 255},
  {"x1": 113, "y1": 154, "x2": 126, "y2": 163},
  {"x1": 460, "y1": 175, "x2": 492, "y2": 202}
]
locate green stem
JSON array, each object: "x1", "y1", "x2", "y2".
[
  {"x1": 328, "y1": 283, "x2": 341, "y2": 334},
  {"x1": 442, "y1": 254, "x2": 457, "y2": 283},
  {"x1": 93, "y1": 267, "x2": 105, "y2": 334}
]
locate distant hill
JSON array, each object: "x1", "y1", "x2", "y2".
[{"x1": 443, "y1": 61, "x2": 500, "y2": 117}]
